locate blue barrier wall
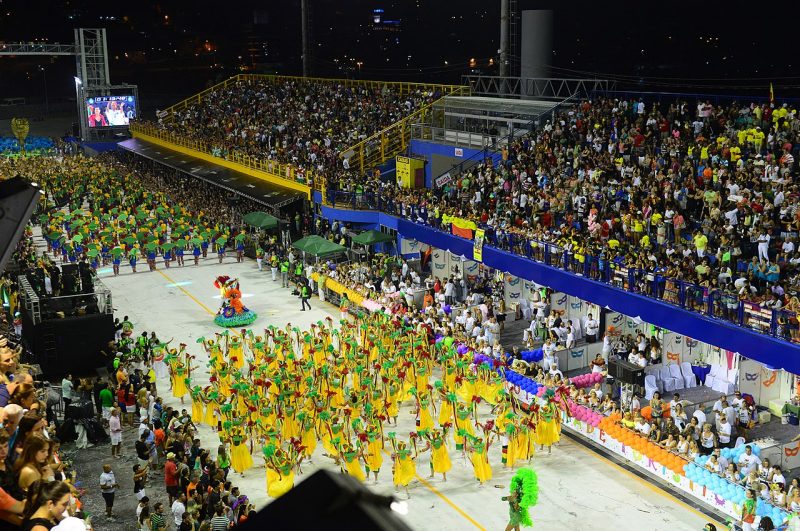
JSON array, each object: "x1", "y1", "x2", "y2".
[
  {"x1": 409, "y1": 140, "x2": 501, "y2": 187},
  {"x1": 82, "y1": 141, "x2": 123, "y2": 153},
  {"x1": 317, "y1": 205, "x2": 800, "y2": 373}
]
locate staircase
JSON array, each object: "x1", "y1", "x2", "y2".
[{"x1": 342, "y1": 86, "x2": 471, "y2": 175}]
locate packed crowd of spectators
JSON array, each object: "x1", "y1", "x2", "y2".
[
  {"x1": 151, "y1": 78, "x2": 439, "y2": 186},
  {"x1": 140, "y1": 78, "x2": 800, "y2": 340},
  {"x1": 90, "y1": 331, "x2": 259, "y2": 530},
  {"x1": 328, "y1": 97, "x2": 800, "y2": 339}
]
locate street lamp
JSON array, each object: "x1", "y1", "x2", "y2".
[
  {"x1": 38, "y1": 66, "x2": 48, "y2": 119},
  {"x1": 74, "y1": 77, "x2": 84, "y2": 141}
]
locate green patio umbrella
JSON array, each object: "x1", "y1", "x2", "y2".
[
  {"x1": 242, "y1": 211, "x2": 279, "y2": 229},
  {"x1": 291, "y1": 235, "x2": 346, "y2": 258},
  {"x1": 351, "y1": 230, "x2": 395, "y2": 246}
]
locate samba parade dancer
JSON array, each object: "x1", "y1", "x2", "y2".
[{"x1": 213, "y1": 276, "x2": 257, "y2": 327}]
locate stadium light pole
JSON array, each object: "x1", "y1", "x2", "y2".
[
  {"x1": 38, "y1": 66, "x2": 48, "y2": 119},
  {"x1": 301, "y1": 0, "x2": 310, "y2": 77},
  {"x1": 499, "y1": 0, "x2": 509, "y2": 78},
  {"x1": 74, "y1": 77, "x2": 83, "y2": 140}
]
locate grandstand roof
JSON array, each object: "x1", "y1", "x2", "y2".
[
  {"x1": 434, "y1": 96, "x2": 562, "y2": 117},
  {"x1": 118, "y1": 138, "x2": 304, "y2": 211}
]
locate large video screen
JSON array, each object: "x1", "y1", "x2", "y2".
[{"x1": 85, "y1": 95, "x2": 136, "y2": 128}]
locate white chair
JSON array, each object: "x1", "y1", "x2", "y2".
[
  {"x1": 644, "y1": 366, "x2": 663, "y2": 393},
  {"x1": 519, "y1": 299, "x2": 533, "y2": 320},
  {"x1": 680, "y1": 362, "x2": 697, "y2": 388},
  {"x1": 644, "y1": 375, "x2": 659, "y2": 400},
  {"x1": 659, "y1": 365, "x2": 679, "y2": 393},
  {"x1": 712, "y1": 373, "x2": 736, "y2": 395},
  {"x1": 704, "y1": 364, "x2": 721, "y2": 388},
  {"x1": 668, "y1": 364, "x2": 685, "y2": 390}
]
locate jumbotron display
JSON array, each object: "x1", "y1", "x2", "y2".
[{"x1": 85, "y1": 95, "x2": 137, "y2": 127}]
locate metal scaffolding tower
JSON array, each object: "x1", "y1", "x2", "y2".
[
  {"x1": 0, "y1": 28, "x2": 131, "y2": 141},
  {"x1": 74, "y1": 28, "x2": 111, "y2": 88}
]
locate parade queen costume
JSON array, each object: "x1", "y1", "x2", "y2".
[{"x1": 213, "y1": 276, "x2": 257, "y2": 327}]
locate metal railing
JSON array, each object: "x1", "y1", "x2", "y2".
[
  {"x1": 424, "y1": 93, "x2": 575, "y2": 191},
  {"x1": 461, "y1": 75, "x2": 616, "y2": 100},
  {"x1": 129, "y1": 122, "x2": 317, "y2": 194},
  {"x1": 410, "y1": 124, "x2": 504, "y2": 149},
  {"x1": 321, "y1": 191, "x2": 799, "y2": 346},
  {"x1": 161, "y1": 73, "x2": 468, "y2": 123},
  {"x1": 141, "y1": 74, "x2": 470, "y2": 198},
  {"x1": 341, "y1": 85, "x2": 471, "y2": 174}
]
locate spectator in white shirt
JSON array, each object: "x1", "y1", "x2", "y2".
[
  {"x1": 444, "y1": 279, "x2": 455, "y2": 305},
  {"x1": 669, "y1": 393, "x2": 681, "y2": 412},
  {"x1": 630, "y1": 394, "x2": 641, "y2": 413},
  {"x1": 171, "y1": 493, "x2": 186, "y2": 527},
  {"x1": 772, "y1": 465, "x2": 786, "y2": 487},
  {"x1": 722, "y1": 399, "x2": 737, "y2": 429},
  {"x1": 717, "y1": 416, "x2": 732, "y2": 447},
  {"x1": 99, "y1": 464, "x2": 119, "y2": 519},
  {"x1": 542, "y1": 337, "x2": 556, "y2": 358},
  {"x1": 693, "y1": 408, "x2": 707, "y2": 427},
  {"x1": 565, "y1": 329, "x2": 575, "y2": 349},
  {"x1": 591, "y1": 383, "x2": 604, "y2": 401},
  {"x1": 585, "y1": 314, "x2": 599, "y2": 342},
  {"x1": 634, "y1": 415, "x2": 650, "y2": 435},
  {"x1": 737, "y1": 445, "x2": 761, "y2": 476},
  {"x1": 61, "y1": 374, "x2": 74, "y2": 411}
]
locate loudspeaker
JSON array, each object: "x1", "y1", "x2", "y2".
[
  {"x1": 244, "y1": 469, "x2": 412, "y2": 531},
  {"x1": 65, "y1": 399, "x2": 94, "y2": 420},
  {"x1": 0, "y1": 177, "x2": 41, "y2": 273},
  {"x1": 608, "y1": 358, "x2": 645, "y2": 387}
]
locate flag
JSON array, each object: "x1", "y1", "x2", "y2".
[
  {"x1": 452, "y1": 225, "x2": 473, "y2": 239},
  {"x1": 770, "y1": 82, "x2": 775, "y2": 105}
]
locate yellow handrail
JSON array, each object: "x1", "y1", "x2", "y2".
[
  {"x1": 140, "y1": 75, "x2": 470, "y2": 201},
  {"x1": 341, "y1": 85, "x2": 471, "y2": 173},
  {"x1": 162, "y1": 74, "x2": 469, "y2": 121},
  {"x1": 129, "y1": 122, "x2": 318, "y2": 195},
  {"x1": 161, "y1": 76, "x2": 242, "y2": 121}
]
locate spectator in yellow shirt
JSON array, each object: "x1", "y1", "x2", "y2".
[{"x1": 693, "y1": 230, "x2": 708, "y2": 258}]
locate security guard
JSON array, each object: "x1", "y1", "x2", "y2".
[
  {"x1": 280, "y1": 258, "x2": 290, "y2": 288},
  {"x1": 300, "y1": 282, "x2": 311, "y2": 311}
]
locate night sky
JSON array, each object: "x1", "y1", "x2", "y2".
[{"x1": 0, "y1": 0, "x2": 798, "y2": 109}]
